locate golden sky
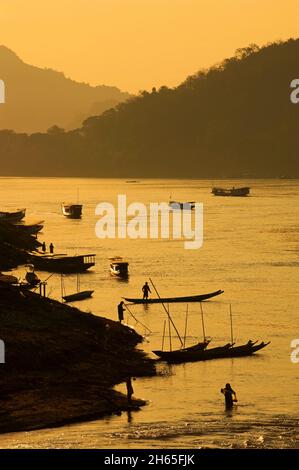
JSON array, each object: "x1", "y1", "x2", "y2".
[{"x1": 1, "y1": 0, "x2": 298, "y2": 92}]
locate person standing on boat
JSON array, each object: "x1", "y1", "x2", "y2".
[
  {"x1": 142, "y1": 281, "x2": 151, "y2": 300},
  {"x1": 49, "y1": 242, "x2": 54, "y2": 254},
  {"x1": 221, "y1": 383, "x2": 237, "y2": 409},
  {"x1": 126, "y1": 377, "x2": 134, "y2": 404},
  {"x1": 118, "y1": 301, "x2": 125, "y2": 323}
]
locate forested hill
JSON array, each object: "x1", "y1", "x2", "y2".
[
  {"x1": 0, "y1": 46, "x2": 130, "y2": 133},
  {"x1": 1, "y1": 39, "x2": 299, "y2": 178}
]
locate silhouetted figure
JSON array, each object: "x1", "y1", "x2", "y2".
[
  {"x1": 49, "y1": 242, "x2": 54, "y2": 254},
  {"x1": 41, "y1": 242, "x2": 46, "y2": 253},
  {"x1": 126, "y1": 377, "x2": 134, "y2": 404},
  {"x1": 142, "y1": 281, "x2": 151, "y2": 300},
  {"x1": 118, "y1": 301, "x2": 125, "y2": 323},
  {"x1": 221, "y1": 383, "x2": 237, "y2": 409}
]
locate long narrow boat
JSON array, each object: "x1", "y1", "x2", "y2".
[
  {"x1": 123, "y1": 289, "x2": 224, "y2": 304},
  {"x1": 62, "y1": 290, "x2": 94, "y2": 302},
  {"x1": 0, "y1": 208, "x2": 26, "y2": 223},
  {"x1": 14, "y1": 221, "x2": 44, "y2": 235},
  {"x1": 152, "y1": 341, "x2": 270, "y2": 364}
]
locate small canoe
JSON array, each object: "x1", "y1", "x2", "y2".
[
  {"x1": 123, "y1": 289, "x2": 224, "y2": 304},
  {"x1": 62, "y1": 290, "x2": 94, "y2": 303}
]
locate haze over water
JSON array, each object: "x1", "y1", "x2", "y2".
[{"x1": 0, "y1": 177, "x2": 298, "y2": 448}]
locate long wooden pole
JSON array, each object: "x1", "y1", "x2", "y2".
[
  {"x1": 124, "y1": 303, "x2": 152, "y2": 334},
  {"x1": 229, "y1": 304, "x2": 234, "y2": 345},
  {"x1": 183, "y1": 305, "x2": 188, "y2": 348},
  {"x1": 168, "y1": 317, "x2": 172, "y2": 351},
  {"x1": 161, "y1": 320, "x2": 166, "y2": 351},
  {"x1": 200, "y1": 302, "x2": 206, "y2": 341},
  {"x1": 149, "y1": 277, "x2": 183, "y2": 346}
]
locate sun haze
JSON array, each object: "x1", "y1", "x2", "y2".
[{"x1": 0, "y1": 0, "x2": 298, "y2": 92}]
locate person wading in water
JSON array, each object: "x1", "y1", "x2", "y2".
[{"x1": 221, "y1": 383, "x2": 237, "y2": 410}]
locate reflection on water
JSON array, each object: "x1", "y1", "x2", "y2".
[{"x1": 0, "y1": 178, "x2": 298, "y2": 449}]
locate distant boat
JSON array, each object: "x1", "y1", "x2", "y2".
[
  {"x1": 62, "y1": 203, "x2": 82, "y2": 219},
  {"x1": 29, "y1": 253, "x2": 96, "y2": 273},
  {"x1": 211, "y1": 187, "x2": 250, "y2": 197},
  {"x1": 110, "y1": 257, "x2": 129, "y2": 277},
  {"x1": 0, "y1": 208, "x2": 26, "y2": 223},
  {"x1": 169, "y1": 201, "x2": 195, "y2": 210},
  {"x1": 123, "y1": 289, "x2": 224, "y2": 304},
  {"x1": 153, "y1": 341, "x2": 270, "y2": 364},
  {"x1": 61, "y1": 274, "x2": 93, "y2": 303}
]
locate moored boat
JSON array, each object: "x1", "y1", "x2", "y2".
[
  {"x1": 110, "y1": 257, "x2": 129, "y2": 276},
  {"x1": 153, "y1": 340, "x2": 270, "y2": 364},
  {"x1": 62, "y1": 203, "x2": 82, "y2": 219},
  {"x1": 62, "y1": 290, "x2": 94, "y2": 303},
  {"x1": 211, "y1": 187, "x2": 250, "y2": 197},
  {"x1": 123, "y1": 289, "x2": 224, "y2": 304},
  {"x1": 0, "y1": 208, "x2": 26, "y2": 223},
  {"x1": 29, "y1": 253, "x2": 96, "y2": 273},
  {"x1": 14, "y1": 221, "x2": 44, "y2": 235}
]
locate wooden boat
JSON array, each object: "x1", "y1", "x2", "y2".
[
  {"x1": 153, "y1": 338, "x2": 211, "y2": 361},
  {"x1": 153, "y1": 341, "x2": 270, "y2": 364},
  {"x1": 110, "y1": 257, "x2": 129, "y2": 276},
  {"x1": 62, "y1": 203, "x2": 82, "y2": 219},
  {"x1": 14, "y1": 221, "x2": 44, "y2": 235},
  {"x1": 29, "y1": 253, "x2": 96, "y2": 273},
  {"x1": 62, "y1": 290, "x2": 94, "y2": 303},
  {"x1": 211, "y1": 187, "x2": 250, "y2": 197},
  {"x1": 0, "y1": 208, "x2": 26, "y2": 223},
  {"x1": 169, "y1": 201, "x2": 195, "y2": 210},
  {"x1": 61, "y1": 273, "x2": 94, "y2": 303},
  {"x1": 123, "y1": 289, "x2": 224, "y2": 304}
]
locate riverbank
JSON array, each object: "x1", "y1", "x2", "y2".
[{"x1": 0, "y1": 286, "x2": 156, "y2": 434}]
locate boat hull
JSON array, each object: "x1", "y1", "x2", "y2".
[
  {"x1": 211, "y1": 187, "x2": 250, "y2": 197},
  {"x1": 29, "y1": 254, "x2": 95, "y2": 273},
  {"x1": 0, "y1": 209, "x2": 26, "y2": 223},
  {"x1": 153, "y1": 341, "x2": 270, "y2": 364},
  {"x1": 123, "y1": 289, "x2": 224, "y2": 304},
  {"x1": 62, "y1": 290, "x2": 94, "y2": 302}
]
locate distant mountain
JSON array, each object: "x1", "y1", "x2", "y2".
[
  {"x1": 0, "y1": 46, "x2": 131, "y2": 132},
  {"x1": 0, "y1": 39, "x2": 299, "y2": 177}
]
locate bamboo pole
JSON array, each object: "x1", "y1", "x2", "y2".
[
  {"x1": 124, "y1": 303, "x2": 152, "y2": 334},
  {"x1": 183, "y1": 305, "x2": 189, "y2": 348},
  {"x1": 168, "y1": 317, "x2": 172, "y2": 351},
  {"x1": 161, "y1": 320, "x2": 166, "y2": 351},
  {"x1": 230, "y1": 304, "x2": 234, "y2": 345},
  {"x1": 149, "y1": 277, "x2": 183, "y2": 346},
  {"x1": 200, "y1": 302, "x2": 206, "y2": 341}
]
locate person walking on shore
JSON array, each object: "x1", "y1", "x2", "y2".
[
  {"x1": 41, "y1": 242, "x2": 46, "y2": 253},
  {"x1": 126, "y1": 377, "x2": 134, "y2": 404},
  {"x1": 118, "y1": 301, "x2": 125, "y2": 323},
  {"x1": 49, "y1": 242, "x2": 54, "y2": 254}
]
